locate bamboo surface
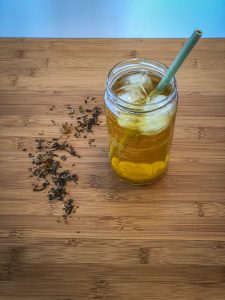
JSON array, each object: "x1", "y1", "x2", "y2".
[{"x1": 0, "y1": 38, "x2": 225, "y2": 300}]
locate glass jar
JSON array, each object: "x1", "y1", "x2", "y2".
[{"x1": 104, "y1": 58, "x2": 178, "y2": 184}]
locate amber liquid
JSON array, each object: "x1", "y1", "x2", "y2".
[{"x1": 105, "y1": 71, "x2": 176, "y2": 184}]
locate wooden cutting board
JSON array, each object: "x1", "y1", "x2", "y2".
[{"x1": 0, "y1": 38, "x2": 225, "y2": 300}]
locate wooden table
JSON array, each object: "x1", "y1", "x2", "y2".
[{"x1": 0, "y1": 38, "x2": 225, "y2": 299}]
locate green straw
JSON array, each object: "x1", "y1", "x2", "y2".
[{"x1": 149, "y1": 29, "x2": 202, "y2": 97}]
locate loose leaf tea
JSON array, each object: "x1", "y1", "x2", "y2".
[
  {"x1": 33, "y1": 180, "x2": 49, "y2": 191},
  {"x1": 36, "y1": 138, "x2": 45, "y2": 151},
  {"x1": 63, "y1": 199, "x2": 75, "y2": 216},
  {"x1": 53, "y1": 170, "x2": 78, "y2": 187},
  {"x1": 74, "y1": 106, "x2": 101, "y2": 138},
  {"x1": 26, "y1": 96, "x2": 101, "y2": 222},
  {"x1": 48, "y1": 186, "x2": 67, "y2": 201},
  {"x1": 31, "y1": 140, "x2": 78, "y2": 205},
  {"x1": 88, "y1": 138, "x2": 96, "y2": 148},
  {"x1": 60, "y1": 122, "x2": 71, "y2": 134}
]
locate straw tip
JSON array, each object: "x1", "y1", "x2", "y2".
[{"x1": 195, "y1": 29, "x2": 203, "y2": 36}]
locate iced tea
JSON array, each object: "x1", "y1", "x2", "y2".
[{"x1": 105, "y1": 59, "x2": 178, "y2": 184}]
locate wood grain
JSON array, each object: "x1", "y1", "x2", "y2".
[{"x1": 0, "y1": 38, "x2": 225, "y2": 300}]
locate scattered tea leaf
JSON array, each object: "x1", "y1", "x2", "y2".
[
  {"x1": 63, "y1": 198, "x2": 75, "y2": 215},
  {"x1": 79, "y1": 105, "x2": 85, "y2": 113},
  {"x1": 60, "y1": 122, "x2": 71, "y2": 134}
]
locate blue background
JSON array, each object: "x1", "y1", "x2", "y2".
[{"x1": 0, "y1": 0, "x2": 224, "y2": 38}]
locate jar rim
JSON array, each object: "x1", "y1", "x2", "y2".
[{"x1": 106, "y1": 58, "x2": 177, "y2": 113}]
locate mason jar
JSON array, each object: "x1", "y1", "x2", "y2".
[{"x1": 104, "y1": 58, "x2": 178, "y2": 184}]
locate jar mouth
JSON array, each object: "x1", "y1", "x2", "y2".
[{"x1": 106, "y1": 58, "x2": 177, "y2": 113}]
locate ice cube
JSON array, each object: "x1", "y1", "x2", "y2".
[
  {"x1": 147, "y1": 94, "x2": 167, "y2": 109},
  {"x1": 117, "y1": 111, "x2": 139, "y2": 130},
  {"x1": 117, "y1": 84, "x2": 148, "y2": 104},
  {"x1": 116, "y1": 87, "x2": 176, "y2": 134},
  {"x1": 139, "y1": 102, "x2": 175, "y2": 134},
  {"x1": 116, "y1": 84, "x2": 148, "y2": 128},
  {"x1": 150, "y1": 94, "x2": 167, "y2": 104},
  {"x1": 125, "y1": 73, "x2": 153, "y2": 93}
]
